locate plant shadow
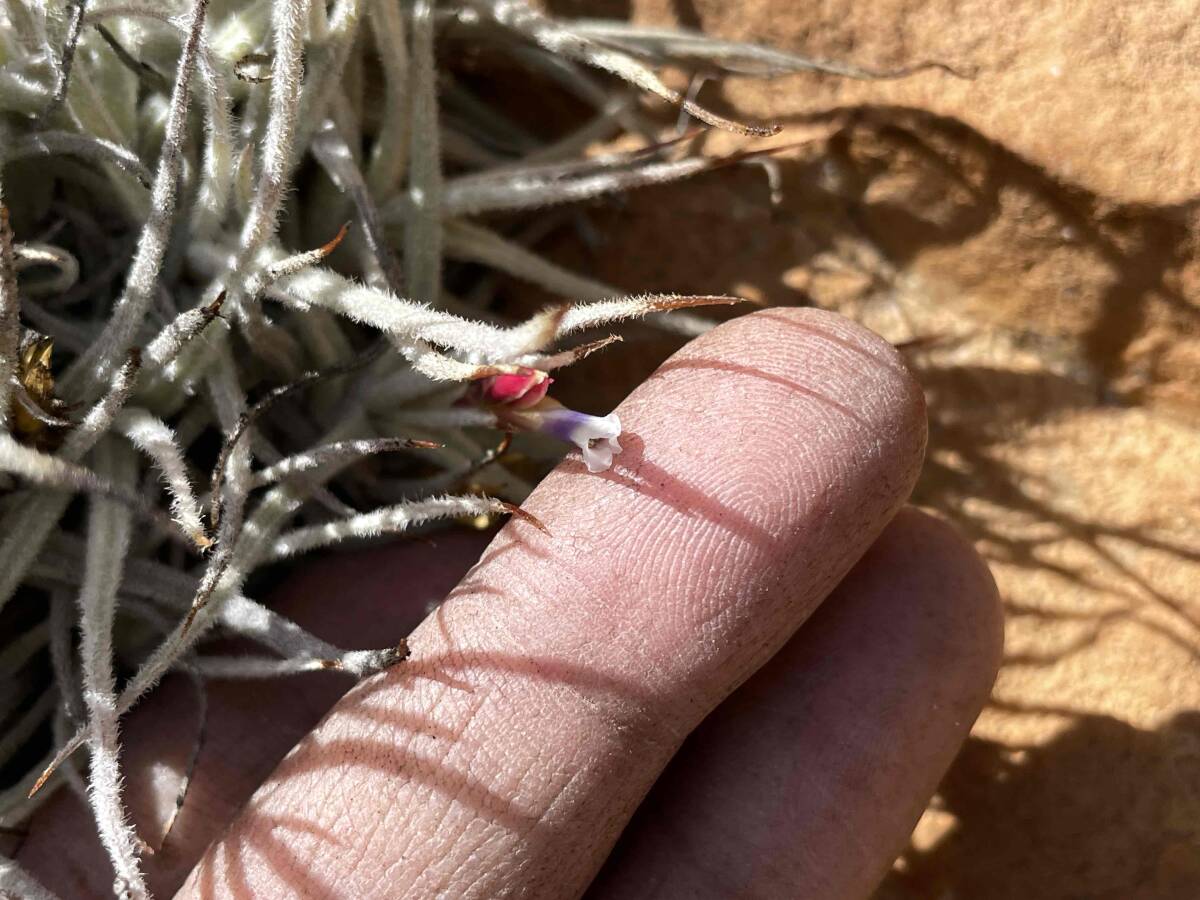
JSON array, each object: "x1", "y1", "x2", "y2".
[{"x1": 877, "y1": 711, "x2": 1200, "y2": 900}]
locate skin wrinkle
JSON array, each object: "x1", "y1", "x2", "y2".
[
  {"x1": 223, "y1": 814, "x2": 341, "y2": 898},
  {"x1": 339, "y1": 696, "x2": 460, "y2": 745},
  {"x1": 362, "y1": 649, "x2": 543, "y2": 879},
  {"x1": 432, "y1": 737, "x2": 588, "y2": 897},
  {"x1": 654, "y1": 357, "x2": 877, "y2": 433},
  {"x1": 312, "y1": 751, "x2": 388, "y2": 885},
  {"x1": 452, "y1": 695, "x2": 536, "y2": 829},
  {"x1": 440, "y1": 620, "x2": 616, "y2": 791},
  {"x1": 401, "y1": 748, "x2": 535, "y2": 895},
  {"x1": 391, "y1": 633, "x2": 657, "y2": 854},
  {"x1": 390, "y1": 735, "x2": 490, "y2": 869},
  {"x1": 753, "y1": 311, "x2": 912, "y2": 374},
  {"x1": 449, "y1": 565, "x2": 700, "y2": 751},
  {"x1": 340, "y1": 761, "x2": 396, "y2": 882},
  {"x1": 460, "y1": 542, "x2": 682, "y2": 740},
  {"x1": 174, "y1": 308, "x2": 927, "y2": 898}
]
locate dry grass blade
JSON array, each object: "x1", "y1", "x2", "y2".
[
  {"x1": 469, "y1": 0, "x2": 780, "y2": 136},
  {"x1": 75, "y1": 441, "x2": 149, "y2": 899},
  {"x1": 64, "y1": 0, "x2": 211, "y2": 394}
]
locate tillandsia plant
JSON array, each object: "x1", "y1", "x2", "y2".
[{"x1": 0, "y1": 1, "x2": 950, "y2": 896}]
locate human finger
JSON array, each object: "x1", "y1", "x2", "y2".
[{"x1": 180, "y1": 308, "x2": 927, "y2": 899}]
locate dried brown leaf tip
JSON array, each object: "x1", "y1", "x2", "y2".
[
  {"x1": 204, "y1": 289, "x2": 227, "y2": 318},
  {"x1": 317, "y1": 221, "x2": 352, "y2": 258},
  {"x1": 11, "y1": 332, "x2": 72, "y2": 449},
  {"x1": 389, "y1": 639, "x2": 412, "y2": 664},
  {"x1": 499, "y1": 501, "x2": 550, "y2": 536},
  {"x1": 680, "y1": 99, "x2": 782, "y2": 137},
  {"x1": 566, "y1": 334, "x2": 623, "y2": 359},
  {"x1": 644, "y1": 294, "x2": 752, "y2": 312}
]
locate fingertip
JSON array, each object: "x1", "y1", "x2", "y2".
[
  {"x1": 704, "y1": 305, "x2": 917, "y2": 374},
  {"x1": 645, "y1": 306, "x2": 928, "y2": 511},
  {"x1": 876, "y1": 507, "x2": 1005, "y2": 690},
  {"x1": 682, "y1": 306, "x2": 927, "y2": 437}
]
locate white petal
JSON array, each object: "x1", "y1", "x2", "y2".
[
  {"x1": 583, "y1": 442, "x2": 614, "y2": 473},
  {"x1": 594, "y1": 412, "x2": 621, "y2": 439},
  {"x1": 581, "y1": 435, "x2": 622, "y2": 473}
]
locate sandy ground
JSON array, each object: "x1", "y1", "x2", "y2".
[{"x1": 528, "y1": 1, "x2": 1200, "y2": 896}]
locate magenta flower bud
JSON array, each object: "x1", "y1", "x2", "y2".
[{"x1": 469, "y1": 368, "x2": 552, "y2": 409}]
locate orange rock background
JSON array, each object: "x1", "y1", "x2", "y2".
[{"x1": 532, "y1": 1, "x2": 1200, "y2": 895}]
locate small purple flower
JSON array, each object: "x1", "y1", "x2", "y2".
[
  {"x1": 533, "y1": 406, "x2": 622, "y2": 472},
  {"x1": 505, "y1": 401, "x2": 622, "y2": 473}
]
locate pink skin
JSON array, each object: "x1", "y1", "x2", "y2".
[{"x1": 20, "y1": 309, "x2": 1002, "y2": 898}]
